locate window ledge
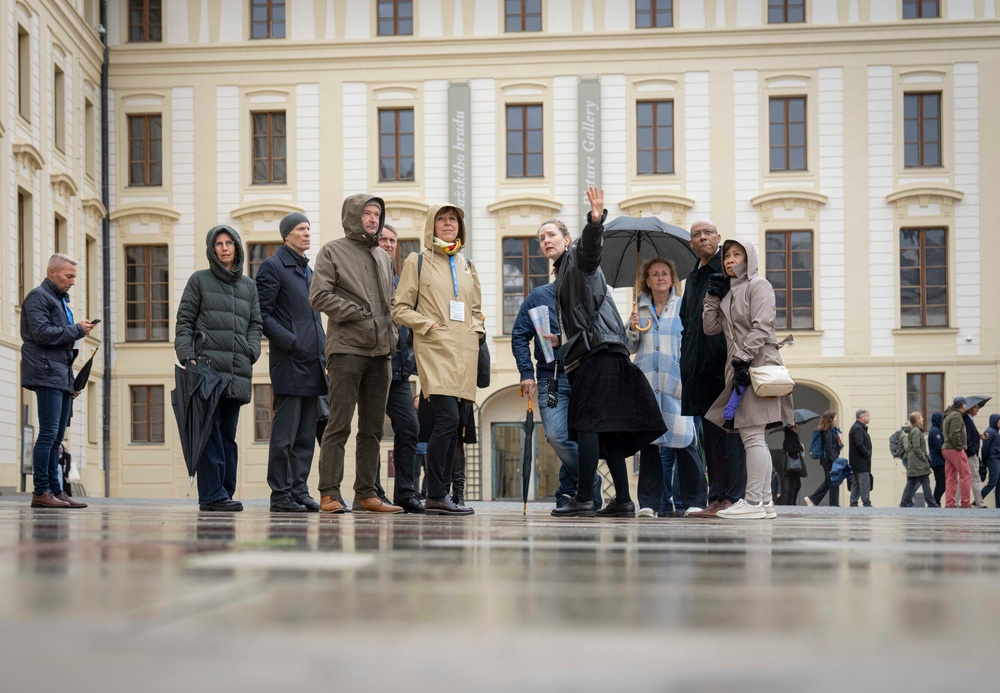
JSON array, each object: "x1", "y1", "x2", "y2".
[
  {"x1": 781, "y1": 329, "x2": 823, "y2": 338},
  {"x1": 892, "y1": 327, "x2": 958, "y2": 336},
  {"x1": 114, "y1": 341, "x2": 173, "y2": 348}
]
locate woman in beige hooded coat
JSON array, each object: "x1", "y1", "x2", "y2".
[
  {"x1": 703, "y1": 237, "x2": 793, "y2": 520},
  {"x1": 393, "y1": 204, "x2": 485, "y2": 515}
]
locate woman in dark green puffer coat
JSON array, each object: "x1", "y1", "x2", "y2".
[{"x1": 175, "y1": 225, "x2": 263, "y2": 511}]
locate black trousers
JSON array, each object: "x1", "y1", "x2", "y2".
[
  {"x1": 808, "y1": 461, "x2": 839, "y2": 506},
  {"x1": 425, "y1": 396, "x2": 470, "y2": 501},
  {"x1": 637, "y1": 445, "x2": 663, "y2": 511},
  {"x1": 267, "y1": 394, "x2": 319, "y2": 503},
  {"x1": 785, "y1": 475, "x2": 802, "y2": 505},
  {"x1": 932, "y1": 466, "x2": 946, "y2": 505},
  {"x1": 701, "y1": 418, "x2": 747, "y2": 504},
  {"x1": 386, "y1": 379, "x2": 419, "y2": 502}
]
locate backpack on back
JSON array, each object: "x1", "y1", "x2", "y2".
[
  {"x1": 809, "y1": 429, "x2": 823, "y2": 460},
  {"x1": 889, "y1": 425, "x2": 909, "y2": 463}
]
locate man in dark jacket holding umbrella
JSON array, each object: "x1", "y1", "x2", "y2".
[
  {"x1": 679, "y1": 220, "x2": 746, "y2": 517},
  {"x1": 21, "y1": 254, "x2": 95, "y2": 508},
  {"x1": 256, "y1": 212, "x2": 328, "y2": 513}
]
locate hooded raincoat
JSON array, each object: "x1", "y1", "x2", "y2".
[
  {"x1": 903, "y1": 422, "x2": 932, "y2": 477},
  {"x1": 703, "y1": 237, "x2": 793, "y2": 430},
  {"x1": 175, "y1": 225, "x2": 263, "y2": 404},
  {"x1": 393, "y1": 204, "x2": 485, "y2": 402}
]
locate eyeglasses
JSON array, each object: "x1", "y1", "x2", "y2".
[{"x1": 214, "y1": 240, "x2": 235, "y2": 249}]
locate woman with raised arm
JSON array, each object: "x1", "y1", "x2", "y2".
[{"x1": 548, "y1": 186, "x2": 666, "y2": 518}]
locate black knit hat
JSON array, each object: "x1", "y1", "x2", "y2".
[{"x1": 279, "y1": 212, "x2": 310, "y2": 239}]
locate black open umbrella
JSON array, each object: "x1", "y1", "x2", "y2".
[
  {"x1": 963, "y1": 395, "x2": 992, "y2": 410},
  {"x1": 73, "y1": 346, "x2": 99, "y2": 392},
  {"x1": 520, "y1": 389, "x2": 535, "y2": 515},
  {"x1": 171, "y1": 337, "x2": 226, "y2": 485},
  {"x1": 793, "y1": 408, "x2": 820, "y2": 425},
  {"x1": 600, "y1": 215, "x2": 698, "y2": 332}
]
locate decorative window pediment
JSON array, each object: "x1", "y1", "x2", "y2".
[
  {"x1": 13, "y1": 142, "x2": 45, "y2": 173},
  {"x1": 885, "y1": 184, "x2": 963, "y2": 219},
  {"x1": 51, "y1": 172, "x2": 79, "y2": 199},
  {"x1": 82, "y1": 197, "x2": 108, "y2": 226},
  {"x1": 230, "y1": 200, "x2": 304, "y2": 226},
  {"x1": 487, "y1": 194, "x2": 562, "y2": 232},
  {"x1": 750, "y1": 188, "x2": 828, "y2": 222},
  {"x1": 382, "y1": 196, "x2": 432, "y2": 224},
  {"x1": 109, "y1": 202, "x2": 182, "y2": 227},
  {"x1": 618, "y1": 190, "x2": 695, "y2": 226}
]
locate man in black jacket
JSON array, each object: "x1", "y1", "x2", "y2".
[
  {"x1": 679, "y1": 220, "x2": 746, "y2": 517},
  {"x1": 256, "y1": 212, "x2": 328, "y2": 513},
  {"x1": 21, "y1": 254, "x2": 95, "y2": 509},
  {"x1": 377, "y1": 225, "x2": 424, "y2": 513},
  {"x1": 848, "y1": 409, "x2": 873, "y2": 507}
]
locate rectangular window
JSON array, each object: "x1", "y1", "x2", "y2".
[
  {"x1": 506, "y1": 104, "x2": 543, "y2": 178},
  {"x1": 128, "y1": 114, "x2": 163, "y2": 187},
  {"x1": 378, "y1": 108, "x2": 415, "y2": 181},
  {"x1": 86, "y1": 236, "x2": 99, "y2": 319},
  {"x1": 125, "y1": 245, "x2": 170, "y2": 342},
  {"x1": 378, "y1": 0, "x2": 413, "y2": 35},
  {"x1": 18, "y1": 26, "x2": 30, "y2": 120},
  {"x1": 904, "y1": 92, "x2": 941, "y2": 167},
  {"x1": 636, "y1": 100, "x2": 674, "y2": 175},
  {"x1": 128, "y1": 0, "x2": 162, "y2": 42},
  {"x1": 88, "y1": 385, "x2": 99, "y2": 445},
  {"x1": 767, "y1": 0, "x2": 805, "y2": 23},
  {"x1": 130, "y1": 385, "x2": 164, "y2": 444},
  {"x1": 395, "y1": 239, "x2": 420, "y2": 275},
  {"x1": 903, "y1": 0, "x2": 939, "y2": 18},
  {"x1": 502, "y1": 237, "x2": 549, "y2": 333},
  {"x1": 54, "y1": 66, "x2": 65, "y2": 152},
  {"x1": 505, "y1": 0, "x2": 542, "y2": 32},
  {"x1": 907, "y1": 373, "x2": 944, "y2": 426},
  {"x1": 250, "y1": 0, "x2": 286, "y2": 39},
  {"x1": 247, "y1": 242, "x2": 282, "y2": 280},
  {"x1": 636, "y1": 0, "x2": 673, "y2": 28},
  {"x1": 18, "y1": 191, "x2": 31, "y2": 300},
  {"x1": 769, "y1": 96, "x2": 807, "y2": 171},
  {"x1": 85, "y1": 99, "x2": 96, "y2": 178},
  {"x1": 252, "y1": 111, "x2": 287, "y2": 184},
  {"x1": 54, "y1": 214, "x2": 67, "y2": 256},
  {"x1": 254, "y1": 384, "x2": 274, "y2": 442},
  {"x1": 765, "y1": 231, "x2": 814, "y2": 330},
  {"x1": 900, "y1": 228, "x2": 947, "y2": 328}
]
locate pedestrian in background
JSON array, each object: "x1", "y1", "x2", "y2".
[
  {"x1": 899, "y1": 412, "x2": 939, "y2": 508},
  {"x1": 782, "y1": 424, "x2": 805, "y2": 506},
  {"x1": 256, "y1": 212, "x2": 327, "y2": 513},
  {"x1": 941, "y1": 397, "x2": 971, "y2": 508},
  {"x1": 310, "y1": 194, "x2": 401, "y2": 515},
  {"x1": 979, "y1": 413, "x2": 1000, "y2": 507},
  {"x1": 20, "y1": 254, "x2": 95, "y2": 509},
  {"x1": 928, "y1": 412, "x2": 946, "y2": 506},
  {"x1": 963, "y1": 404, "x2": 987, "y2": 508},
  {"x1": 175, "y1": 226, "x2": 262, "y2": 512},
  {"x1": 394, "y1": 204, "x2": 484, "y2": 516},
  {"x1": 848, "y1": 409, "x2": 873, "y2": 507},
  {"x1": 804, "y1": 410, "x2": 843, "y2": 507}
]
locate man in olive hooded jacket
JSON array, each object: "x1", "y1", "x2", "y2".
[
  {"x1": 941, "y1": 397, "x2": 971, "y2": 508},
  {"x1": 310, "y1": 194, "x2": 401, "y2": 514}
]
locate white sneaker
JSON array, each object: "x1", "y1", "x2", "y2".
[
  {"x1": 803, "y1": 496, "x2": 815, "y2": 507},
  {"x1": 763, "y1": 501, "x2": 777, "y2": 520},
  {"x1": 637, "y1": 507, "x2": 656, "y2": 518},
  {"x1": 683, "y1": 506, "x2": 703, "y2": 517},
  {"x1": 717, "y1": 498, "x2": 767, "y2": 520}
]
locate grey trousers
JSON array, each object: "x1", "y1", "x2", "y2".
[
  {"x1": 318, "y1": 354, "x2": 391, "y2": 501},
  {"x1": 850, "y1": 471, "x2": 872, "y2": 506},
  {"x1": 267, "y1": 394, "x2": 320, "y2": 503},
  {"x1": 739, "y1": 425, "x2": 772, "y2": 504}
]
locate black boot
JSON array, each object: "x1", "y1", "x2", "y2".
[
  {"x1": 551, "y1": 497, "x2": 596, "y2": 518},
  {"x1": 595, "y1": 497, "x2": 635, "y2": 518}
]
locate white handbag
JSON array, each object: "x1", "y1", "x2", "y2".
[{"x1": 749, "y1": 364, "x2": 795, "y2": 398}]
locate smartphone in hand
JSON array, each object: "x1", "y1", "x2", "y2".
[{"x1": 88, "y1": 318, "x2": 101, "y2": 325}]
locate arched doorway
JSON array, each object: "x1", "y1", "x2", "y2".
[{"x1": 767, "y1": 381, "x2": 841, "y2": 505}]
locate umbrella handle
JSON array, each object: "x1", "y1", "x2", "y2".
[
  {"x1": 637, "y1": 319, "x2": 652, "y2": 333},
  {"x1": 520, "y1": 385, "x2": 534, "y2": 413}
]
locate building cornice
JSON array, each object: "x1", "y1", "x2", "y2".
[
  {"x1": 13, "y1": 142, "x2": 45, "y2": 173},
  {"x1": 487, "y1": 194, "x2": 562, "y2": 218},
  {"x1": 886, "y1": 184, "x2": 964, "y2": 219},
  {"x1": 82, "y1": 196, "x2": 108, "y2": 225},
  {"x1": 381, "y1": 196, "x2": 432, "y2": 221},
  {"x1": 618, "y1": 191, "x2": 695, "y2": 219},
  {"x1": 751, "y1": 189, "x2": 829, "y2": 222},
  {"x1": 230, "y1": 200, "x2": 305, "y2": 226},
  {"x1": 51, "y1": 172, "x2": 79, "y2": 199},
  {"x1": 109, "y1": 202, "x2": 182, "y2": 226}
]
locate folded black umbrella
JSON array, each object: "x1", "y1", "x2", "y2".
[
  {"x1": 521, "y1": 392, "x2": 535, "y2": 515},
  {"x1": 171, "y1": 343, "x2": 226, "y2": 485},
  {"x1": 73, "y1": 347, "x2": 99, "y2": 392}
]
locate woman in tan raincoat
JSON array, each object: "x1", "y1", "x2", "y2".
[
  {"x1": 703, "y1": 236, "x2": 793, "y2": 520},
  {"x1": 393, "y1": 204, "x2": 484, "y2": 516}
]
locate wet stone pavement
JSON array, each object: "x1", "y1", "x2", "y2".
[{"x1": 1, "y1": 497, "x2": 999, "y2": 693}]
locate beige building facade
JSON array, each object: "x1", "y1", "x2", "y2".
[{"x1": 3, "y1": 0, "x2": 999, "y2": 507}]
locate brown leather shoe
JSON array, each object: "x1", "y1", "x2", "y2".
[
  {"x1": 356, "y1": 497, "x2": 403, "y2": 514},
  {"x1": 703, "y1": 499, "x2": 732, "y2": 518},
  {"x1": 55, "y1": 492, "x2": 87, "y2": 508},
  {"x1": 320, "y1": 496, "x2": 346, "y2": 514},
  {"x1": 687, "y1": 499, "x2": 721, "y2": 518},
  {"x1": 31, "y1": 492, "x2": 71, "y2": 509}
]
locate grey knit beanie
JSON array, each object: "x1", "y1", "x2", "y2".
[{"x1": 279, "y1": 212, "x2": 310, "y2": 239}]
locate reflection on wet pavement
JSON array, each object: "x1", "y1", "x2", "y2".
[{"x1": 1, "y1": 501, "x2": 998, "y2": 691}]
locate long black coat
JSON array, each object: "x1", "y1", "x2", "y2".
[
  {"x1": 255, "y1": 244, "x2": 327, "y2": 397},
  {"x1": 848, "y1": 420, "x2": 873, "y2": 474},
  {"x1": 20, "y1": 278, "x2": 84, "y2": 393},
  {"x1": 175, "y1": 225, "x2": 263, "y2": 404},
  {"x1": 679, "y1": 250, "x2": 728, "y2": 417}
]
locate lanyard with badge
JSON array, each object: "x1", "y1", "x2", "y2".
[{"x1": 448, "y1": 256, "x2": 465, "y2": 322}]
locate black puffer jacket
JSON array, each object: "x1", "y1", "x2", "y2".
[
  {"x1": 175, "y1": 225, "x2": 263, "y2": 404},
  {"x1": 554, "y1": 210, "x2": 629, "y2": 371},
  {"x1": 20, "y1": 278, "x2": 85, "y2": 393}
]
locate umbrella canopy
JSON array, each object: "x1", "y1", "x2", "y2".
[
  {"x1": 793, "y1": 408, "x2": 820, "y2": 424},
  {"x1": 171, "y1": 354, "x2": 226, "y2": 483},
  {"x1": 600, "y1": 215, "x2": 698, "y2": 289},
  {"x1": 964, "y1": 395, "x2": 992, "y2": 410},
  {"x1": 521, "y1": 394, "x2": 535, "y2": 515},
  {"x1": 73, "y1": 346, "x2": 99, "y2": 392}
]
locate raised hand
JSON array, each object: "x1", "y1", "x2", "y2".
[{"x1": 585, "y1": 185, "x2": 604, "y2": 220}]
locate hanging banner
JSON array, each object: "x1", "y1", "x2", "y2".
[
  {"x1": 449, "y1": 81, "x2": 471, "y2": 248},
  {"x1": 578, "y1": 78, "x2": 602, "y2": 221}
]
